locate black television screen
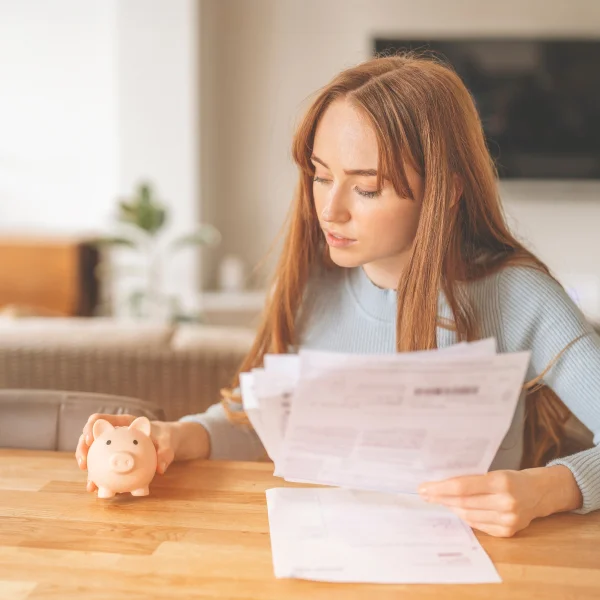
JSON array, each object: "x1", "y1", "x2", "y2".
[{"x1": 374, "y1": 38, "x2": 600, "y2": 179}]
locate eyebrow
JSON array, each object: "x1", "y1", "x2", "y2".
[{"x1": 310, "y1": 154, "x2": 378, "y2": 177}]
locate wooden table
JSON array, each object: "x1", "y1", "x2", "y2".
[{"x1": 1, "y1": 450, "x2": 599, "y2": 599}]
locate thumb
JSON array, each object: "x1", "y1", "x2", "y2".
[{"x1": 156, "y1": 444, "x2": 175, "y2": 475}]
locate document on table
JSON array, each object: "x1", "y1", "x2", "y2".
[
  {"x1": 266, "y1": 487, "x2": 501, "y2": 584},
  {"x1": 277, "y1": 349, "x2": 530, "y2": 494}
]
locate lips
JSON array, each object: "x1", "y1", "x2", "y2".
[
  {"x1": 324, "y1": 229, "x2": 357, "y2": 248},
  {"x1": 325, "y1": 230, "x2": 355, "y2": 242}
]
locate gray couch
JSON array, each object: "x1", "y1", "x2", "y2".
[
  {"x1": 0, "y1": 390, "x2": 165, "y2": 451},
  {"x1": 0, "y1": 318, "x2": 255, "y2": 421}
]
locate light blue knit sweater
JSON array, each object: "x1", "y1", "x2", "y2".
[{"x1": 181, "y1": 265, "x2": 600, "y2": 514}]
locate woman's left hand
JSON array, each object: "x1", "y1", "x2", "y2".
[{"x1": 418, "y1": 467, "x2": 581, "y2": 538}]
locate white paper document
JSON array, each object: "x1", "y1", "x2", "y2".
[
  {"x1": 266, "y1": 487, "x2": 501, "y2": 584},
  {"x1": 278, "y1": 349, "x2": 530, "y2": 494},
  {"x1": 239, "y1": 372, "x2": 270, "y2": 451},
  {"x1": 239, "y1": 339, "x2": 529, "y2": 585},
  {"x1": 245, "y1": 337, "x2": 501, "y2": 474},
  {"x1": 252, "y1": 369, "x2": 294, "y2": 469}
]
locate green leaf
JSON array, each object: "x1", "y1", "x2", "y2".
[
  {"x1": 115, "y1": 182, "x2": 168, "y2": 236},
  {"x1": 169, "y1": 225, "x2": 222, "y2": 251},
  {"x1": 92, "y1": 236, "x2": 137, "y2": 249}
]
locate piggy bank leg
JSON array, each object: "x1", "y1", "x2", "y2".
[
  {"x1": 97, "y1": 487, "x2": 116, "y2": 499},
  {"x1": 131, "y1": 487, "x2": 150, "y2": 497}
]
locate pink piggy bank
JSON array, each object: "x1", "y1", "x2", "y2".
[{"x1": 87, "y1": 417, "x2": 157, "y2": 498}]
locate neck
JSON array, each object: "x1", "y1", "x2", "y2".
[{"x1": 361, "y1": 252, "x2": 411, "y2": 290}]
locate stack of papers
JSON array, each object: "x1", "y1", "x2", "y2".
[{"x1": 240, "y1": 339, "x2": 530, "y2": 584}]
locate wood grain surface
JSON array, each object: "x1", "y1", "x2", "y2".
[
  {"x1": 0, "y1": 238, "x2": 81, "y2": 316},
  {"x1": 0, "y1": 449, "x2": 599, "y2": 599}
]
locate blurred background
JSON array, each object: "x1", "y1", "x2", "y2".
[{"x1": 1, "y1": 0, "x2": 600, "y2": 328}]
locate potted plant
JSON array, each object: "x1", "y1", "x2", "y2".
[{"x1": 96, "y1": 181, "x2": 220, "y2": 321}]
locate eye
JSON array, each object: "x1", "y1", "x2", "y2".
[
  {"x1": 106, "y1": 440, "x2": 111, "y2": 445},
  {"x1": 133, "y1": 440, "x2": 138, "y2": 445},
  {"x1": 313, "y1": 175, "x2": 331, "y2": 185},
  {"x1": 354, "y1": 186, "x2": 381, "y2": 198}
]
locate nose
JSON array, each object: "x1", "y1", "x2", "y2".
[
  {"x1": 109, "y1": 452, "x2": 135, "y2": 474},
  {"x1": 320, "y1": 186, "x2": 350, "y2": 224}
]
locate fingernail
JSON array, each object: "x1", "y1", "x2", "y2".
[
  {"x1": 78, "y1": 457, "x2": 84, "y2": 466},
  {"x1": 85, "y1": 434, "x2": 92, "y2": 445},
  {"x1": 160, "y1": 462, "x2": 167, "y2": 473},
  {"x1": 418, "y1": 486, "x2": 429, "y2": 495}
]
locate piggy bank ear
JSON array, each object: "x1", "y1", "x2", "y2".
[
  {"x1": 129, "y1": 416, "x2": 151, "y2": 437},
  {"x1": 92, "y1": 419, "x2": 115, "y2": 440}
]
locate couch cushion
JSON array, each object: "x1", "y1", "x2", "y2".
[
  {"x1": 170, "y1": 324, "x2": 255, "y2": 352},
  {"x1": 0, "y1": 393, "x2": 59, "y2": 451},
  {"x1": 0, "y1": 390, "x2": 165, "y2": 451},
  {"x1": 0, "y1": 317, "x2": 174, "y2": 349}
]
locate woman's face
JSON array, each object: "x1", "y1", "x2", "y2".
[{"x1": 312, "y1": 98, "x2": 423, "y2": 289}]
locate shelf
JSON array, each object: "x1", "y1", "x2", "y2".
[{"x1": 199, "y1": 290, "x2": 267, "y2": 312}]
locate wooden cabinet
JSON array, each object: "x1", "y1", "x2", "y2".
[{"x1": 0, "y1": 237, "x2": 99, "y2": 316}]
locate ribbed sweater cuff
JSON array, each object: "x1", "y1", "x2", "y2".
[{"x1": 547, "y1": 445, "x2": 600, "y2": 514}]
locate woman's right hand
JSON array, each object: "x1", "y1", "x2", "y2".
[{"x1": 75, "y1": 413, "x2": 177, "y2": 493}]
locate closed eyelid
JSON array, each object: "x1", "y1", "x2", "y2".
[{"x1": 312, "y1": 167, "x2": 382, "y2": 187}]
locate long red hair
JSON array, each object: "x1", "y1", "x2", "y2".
[{"x1": 225, "y1": 53, "x2": 586, "y2": 467}]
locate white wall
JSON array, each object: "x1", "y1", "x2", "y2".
[
  {"x1": 0, "y1": 0, "x2": 118, "y2": 233},
  {"x1": 206, "y1": 0, "x2": 600, "y2": 318},
  {"x1": 0, "y1": 0, "x2": 201, "y2": 313},
  {"x1": 3, "y1": 0, "x2": 600, "y2": 317},
  {"x1": 117, "y1": 0, "x2": 200, "y2": 308}
]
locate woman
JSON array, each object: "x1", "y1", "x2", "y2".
[{"x1": 76, "y1": 54, "x2": 600, "y2": 537}]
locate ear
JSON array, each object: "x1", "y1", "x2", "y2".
[
  {"x1": 92, "y1": 419, "x2": 115, "y2": 440},
  {"x1": 128, "y1": 416, "x2": 152, "y2": 437}
]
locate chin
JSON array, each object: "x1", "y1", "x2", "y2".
[{"x1": 327, "y1": 248, "x2": 365, "y2": 269}]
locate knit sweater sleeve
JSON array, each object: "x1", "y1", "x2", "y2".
[
  {"x1": 497, "y1": 266, "x2": 600, "y2": 513},
  {"x1": 179, "y1": 395, "x2": 266, "y2": 461}
]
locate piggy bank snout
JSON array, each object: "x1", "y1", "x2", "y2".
[{"x1": 109, "y1": 451, "x2": 136, "y2": 474}]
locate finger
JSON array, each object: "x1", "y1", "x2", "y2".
[
  {"x1": 75, "y1": 434, "x2": 89, "y2": 469},
  {"x1": 82, "y1": 413, "x2": 134, "y2": 445},
  {"x1": 86, "y1": 479, "x2": 98, "y2": 493},
  {"x1": 425, "y1": 493, "x2": 509, "y2": 511},
  {"x1": 447, "y1": 506, "x2": 505, "y2": 526},
  {"x1": 465, "y1": 520, "x2": 518, "y2": 538},
  {"x1": 82, "y1": 413, "x2": 102, "y2": 446},
  {"x1": 156, "y1": 444, "x2": 175, "y2": 475},
  {"x1": 419, "y1": 475, "x2": 490, "y2": 497},
  {"x1": 420, "y1": 472, "x2": 511, "y2": 497}
]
